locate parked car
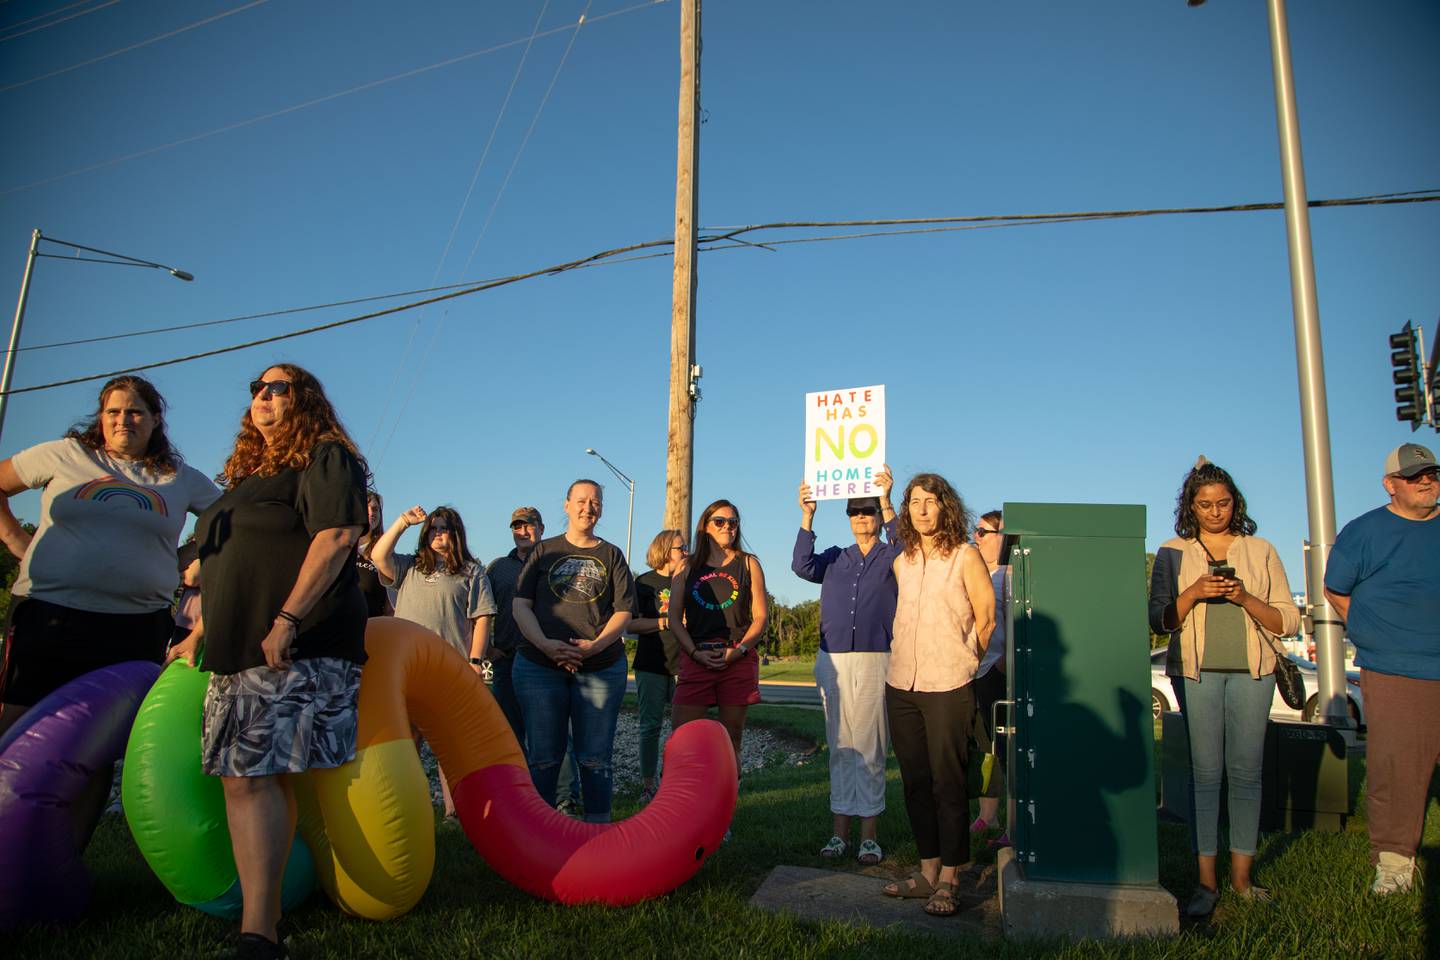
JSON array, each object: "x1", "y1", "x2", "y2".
[{"x1": 1149, "y1": 648, "x2": 1364, "y2": 728}]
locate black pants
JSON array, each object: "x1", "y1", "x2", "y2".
[
  {"x1": 970, "y1": 667, "x2": 1008, "y2": 800},
  {"x1": 886, "y1": 682, "x2": 975, "y2": 867},
  {"x1": 1, "y1": 598, "x2": 172, "y2": 707}
]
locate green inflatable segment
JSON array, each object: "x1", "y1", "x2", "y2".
[{"x1": 123, "y1": 661, "x2": 315, "y2": 915}]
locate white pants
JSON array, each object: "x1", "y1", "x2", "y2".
[{"x1": 814, "y1": 649, "x2": 890, "y2": 817}]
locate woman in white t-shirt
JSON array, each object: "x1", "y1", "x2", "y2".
[{"x1": 0, "y1": 375, "x2": 220, "y2": 738}]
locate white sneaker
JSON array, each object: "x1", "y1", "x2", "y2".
[{"x1": 1371, "y1": 852, "x2": 1415, "y2": 895}]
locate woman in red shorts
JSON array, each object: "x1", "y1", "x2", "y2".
[{"x1": 668, "y1": 499, "x2": 769, "y2": 772}]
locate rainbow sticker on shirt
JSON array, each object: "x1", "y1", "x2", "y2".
[
  {"x1": 692, "y1": 571, "x2": 739, "y2": 611},
  {"x1": 72, "y1": 475, "x2": 168, "y2": 516},
  {"x1": 657, "y1": 587, "x2": 671, "y2": 615}
]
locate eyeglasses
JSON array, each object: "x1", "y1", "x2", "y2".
[
  {"x1": 846, "y1": 506, "x2": 878, "y2": 517},
  {"x1": 1393, "y1": 468, "x2": 1438, "y2": 483},
  {"x1": 248, "y1": 379, "x2": 292, "y2": 397},
  {"x1": 709, "y1": 516, "x2": 739, "y2": 529},
  {"x1": 670, "y1": 544, "x2": 690, "y2": 554},
  {"x1": 509, "y1": 520, "x2": 535, "y2": 531},
  {"x1": 975, "y1": 527, "x2": 1000, "y2": 538}
]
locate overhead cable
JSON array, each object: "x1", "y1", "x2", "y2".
[
  {"x1": 0, "y1": 0, "x2": 271, "y2": 93},
  {"x1": 0, "y1": 0, "x2": 119, "y2": 42},
  {"x1": 0, "y1": 0, "x2": 668, "y2": 196},
  {"x1": 3, "y1": 189, "x2": 1435, "y2": 397}
]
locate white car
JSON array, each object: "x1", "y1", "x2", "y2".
[{"x1": 1149, "y1": 647, "x2": 1364, "y2": 728}]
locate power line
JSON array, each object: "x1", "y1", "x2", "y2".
[
  {"x1": 0, "y1": 0, "x2": 119, "y2": 42},
  {"x1": 374, "y1": 0, "x2": 594, "y2": 467},
  {"x1": 4, "y1": 189, "x2": 1435, "y2": 397},
  {"x1": 1, "y1": 0, "x2": 99, "y2": 33},
  {"x1": 0, "y1": 0, "x2": 270, "y2": 94},
  {"x1": 0, "y1": 0, "x2": 669, "y2": 197},
  {"x1": 368, "y1": 0, "x2": 553, "y2": 455},
  {"x1": 14, "y1": 189, "x2": 1440, "y2": 358}
]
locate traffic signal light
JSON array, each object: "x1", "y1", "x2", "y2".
[{"x1": 1390, "y1": 322, "x2": 1423, "y2": 428}]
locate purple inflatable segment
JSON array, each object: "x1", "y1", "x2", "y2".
[{"x1": 0, "y1": 660, "x2": 162, "y2": 930}]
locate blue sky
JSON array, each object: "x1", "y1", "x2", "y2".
[{"x1": 1, "y1": 0, "x2": 1437, "y2": 604}]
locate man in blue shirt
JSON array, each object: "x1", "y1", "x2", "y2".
[
  {"x1": 1324, "y1": 442, "x2": 1440, "y2": 896},
  {"x1": 793, "y1": 465, "x2": 898, "y2": 865}
]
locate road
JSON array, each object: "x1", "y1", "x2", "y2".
[{"x1": 624, "y1": 676, "x2": 820, "y2": 705}]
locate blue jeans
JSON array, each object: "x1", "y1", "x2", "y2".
[
  {"x1": 490, "y1": 653, "x2": 526, "y2": 755},
  {"x1": 634, "y1": 669, "x2": 674, "y2": 782},
  {"x1": 1173, "y1": 671, "x2": 1276, "y2": 857},
  {"x1": 512, "y1": 654, "x2": 627, "y2": 822}
]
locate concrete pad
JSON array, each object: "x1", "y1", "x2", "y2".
[
  {"x1": 749, "y1": 864, "x2": 1001, "y2": 941},
  {"x1": 997, "y1": 847, "x2": 1179, "y2": 941}
]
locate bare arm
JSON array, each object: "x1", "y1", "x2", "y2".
[
  {"x1": 0, "y1": 459, "x2": 34, "y2": 560},
  {"x1": 470, "y1": 616, "x2": 493, "y2": 665},
  {"x1": 261, "y1": 525, "x2": 363, "y2": 670},
  {"x1": 166, "y1": 613, "x2": 205, "y2": 667},
  {"x1": 576, "y1": 609, "x2": 633, "y2": 657},
  {"x1": 1323, "y1": 588, "x2": 1350, "y2": 624},
  {"x1": 737, "y1": 556, "x2": 769, "y2": 651},
  {"x1": 513, "y1": 597, "x2": 581, "y2": 668},
  {"x1": 371, "y1": 506, "x2": 424, "y2": 582},
  {"x1": 667, "y1": 564, "x2": 702, "y2": 662},
  {"x1": 963, "y1": 547, "x2": 995, "y2": 654}
]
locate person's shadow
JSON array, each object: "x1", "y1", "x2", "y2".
[{"x1": 1016, "y1": 611, "x2": 1157, "y2": 885}]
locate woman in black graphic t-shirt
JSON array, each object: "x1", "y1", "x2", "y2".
[
  {"x1": 669, "y1": 499, "x2": 769, "y2": 774},
  {"x1": 512, "y1": 479, "x2": 635, "y2": 823},
  {"x1": 356, "y1": 490, "x2": 393, "y2": 617}
]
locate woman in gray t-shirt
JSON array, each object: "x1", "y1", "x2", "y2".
[
  {"x1": 0, "y1": 375, "x2": 219, "y2": 735},
  {"x1": 371, "y1": 502, "x2": 497, "y2": 819}
]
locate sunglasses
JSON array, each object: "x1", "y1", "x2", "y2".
[
  {"x1": 670, "y1": 544, "x2": 690, "y2": 554},
  {"x1": 709, "y1": 516, "x2": 739, "y2": 529},
  {"x1": 249, "y1": 379, "x2": 292, "y2": 397},
  {"x1": 509, "y1": 520, "x2": 535, "y2": 530},
  {"x1": 429, "y1": 524, "x2": 451, "y2": 535},
  {"x1": 975, "y1": 527, "x2": 1000, "y2": 538},
  {"x1": 1394, "y1": 468, "x2": 1438, "y2": 483},
  {"x1": 846, "y1": 506, "x2": 878, "y2": 517}
]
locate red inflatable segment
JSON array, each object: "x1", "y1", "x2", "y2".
[{"x1": 453, "y1": 719, "x2": 736, "y2": 905}]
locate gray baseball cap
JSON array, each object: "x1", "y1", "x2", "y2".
[{"x1": 1383, "y1": 443, "x2": 1438, "y2": 478}]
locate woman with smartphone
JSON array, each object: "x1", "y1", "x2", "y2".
[
  {"x1": 1148, "y1": 457, "x2": 1300, "y2": 918},
  {"x1": 669, "y1": 500, "x2": 769, "y2": 783}
]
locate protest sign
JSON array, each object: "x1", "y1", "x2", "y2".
[{"x1": 803, "y1": 384, "x2": 886, "y2": 501}]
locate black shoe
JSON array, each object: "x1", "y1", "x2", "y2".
[{"x1": 217, "y1": 932, "x2": 289, "y2": 960}]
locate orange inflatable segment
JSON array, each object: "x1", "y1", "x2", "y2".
[{"x1": 355, "y1": 618, "x2": 526, "y2": 782}]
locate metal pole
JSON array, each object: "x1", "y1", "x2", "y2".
[
  {"x1": 664, "y1": 0, "x2": 700, "y2": 535},
  {"x1": 1266, "y1": 0, "x2": 1349, "y2": 727},
  {"x1": 0, "y1": 229, "x2": 41, "y2": 451},
  {"x1": 625, "y1": 478, "x2": 635, "y2": 570}
]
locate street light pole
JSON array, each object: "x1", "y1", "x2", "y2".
[
  {"x1": 0, "y1": 229, "x2": 195, "y2": 450},
  {"x1": 0, "y1": 229, "x2": 41, "y2": 446},
  {"x1": 586, "y1": 447, "x2": 635, "y2": 568},
  {"x1": 1186, "y1": 0, "x2": 1348, "y2": 728}
]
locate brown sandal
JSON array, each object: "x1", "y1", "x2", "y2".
[
  {"x1": 923, "y1": 880, "x2": 958, "y2": 917},
  {"x1": 882, "y1": 872, "x2": 936, "y2": 899}
]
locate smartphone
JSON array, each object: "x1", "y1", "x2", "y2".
[{"x1": 1210, "y1": 563, "x2": 1236, "y2": 580}]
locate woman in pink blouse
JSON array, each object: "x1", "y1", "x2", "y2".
[{"x1": 879, "y1": 473, "x2": 995, "y2": 917}]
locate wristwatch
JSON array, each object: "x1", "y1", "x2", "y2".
[{"x1": 469, "y1": 657, "x2": 484, "y2": 665}]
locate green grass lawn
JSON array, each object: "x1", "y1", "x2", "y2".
[
  {"x1": 2, "y1": 706, "x2": 1435, "y2": 960},
  {"x1": 758, "y1": 657, "x2": 817, "y2": 684}
]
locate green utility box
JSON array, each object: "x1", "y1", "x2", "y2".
[
  {"x1": 997, "y1": 503, "x2": 1177, "y2": 940},
  {"x1": 1160, "y1": 712, "x2": 1350, "y2": 832}
]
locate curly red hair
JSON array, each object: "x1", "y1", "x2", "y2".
[{"x1": 217, "y1": 363, "x2": 368, "y2": 488}]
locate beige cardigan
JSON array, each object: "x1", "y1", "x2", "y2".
[{"x1": 1153, "y1": 535, "x2": 1301, "y2": 682}]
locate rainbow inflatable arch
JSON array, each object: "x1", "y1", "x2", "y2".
[{"x1": 0, "y1": 618, "x2": 737, "y2": 928}]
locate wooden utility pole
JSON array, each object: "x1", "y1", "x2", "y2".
[{"x1": 664, "y1": 0, "x2": 701, "y2": 535}]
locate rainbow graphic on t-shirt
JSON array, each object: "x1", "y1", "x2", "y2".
[
  {"x1": 691, "y1": 571, "x2": 739, "y2": 611},
  {"x1": 73, "y1": 475, "x2": 168, "y2": 515}
]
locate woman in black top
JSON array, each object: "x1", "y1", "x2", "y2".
[
  {"x1": 669, "y1": 499, "x2": 769, "y2": 773},
  {"x1": 168, "y1": 363, "x2": 368, "y2": 960},
  {"x1": 631, "y1": 527, "x2": 688, "y2": 803},
  {"x1": 356, "y1": 490, "x2": 393, "y2": 617}
]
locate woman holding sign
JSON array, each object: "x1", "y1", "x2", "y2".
[
  {"x1": 669, "y1": 500, "x2": 769, "y2": 791},
  {"x1": 881, "y1": 473, "x2": 994, "y2": 918},
  {"x1": 793, "y1": 466, "x2": 899, "y2": 866}
]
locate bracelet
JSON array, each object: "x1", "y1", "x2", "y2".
[
  {"x1": 275, "y1": 610, "x2": 302, "y2": 627},
  {"x1": 469, "y1": 657, "x2": 484, "y2": 665}
]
